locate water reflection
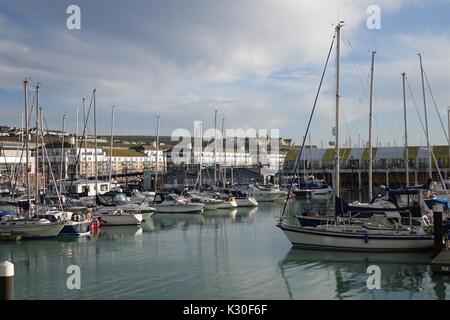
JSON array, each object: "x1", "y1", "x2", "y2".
[
  {"x1": 100, "y1": 226, "x2": 143, "y2": 240},
  {"x1": 278, "y1": 249, "x2": 448, "y2": 300}
]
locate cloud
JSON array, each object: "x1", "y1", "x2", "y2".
[{"x1": 0, "y1": 0, "x2": 448, "y2": 148}]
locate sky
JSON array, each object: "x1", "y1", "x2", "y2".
[{"x1": 0, "y1": 0, "x2": 450, "y2": 147}]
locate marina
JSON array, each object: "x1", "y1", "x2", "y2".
[
  {"x1": 0, "y1": 198, "x2": 448, "y2": 300},
  {"x1": 0, "y1": 1, "x2": 450, "y2": 303}
]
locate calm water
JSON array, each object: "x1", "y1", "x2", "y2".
[{"x1": 0, "y1": 196, "x2": 449, "y2": 300}]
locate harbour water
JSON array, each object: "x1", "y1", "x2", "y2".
[{"x1": 0, "y1": 196, "x2": 448, "y2": 300}]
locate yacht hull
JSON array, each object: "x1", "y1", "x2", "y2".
[
  {"x1": 155, "y1": 204, "x2": 204, "y2": 213},
  {"x1": 99, "y1": 214, "x2": 142, "y2": 225},
  {"x1": 0, "y1": 221, "x2": 65, "y2": 238},
  {"x1": 235, "y1": 197, "x2": 258, "y2": 207},
  {"x1": 60, "y1": 221, "x2": 91, "y2": 235},
  {"x1": 277, "y1": 223, "x2": 434, "y2": 252}
]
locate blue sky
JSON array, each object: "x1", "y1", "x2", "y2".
[{"x1": 0, "y1": 0, "x2": 449, "y2": 147}]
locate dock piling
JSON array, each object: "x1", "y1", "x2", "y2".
[
  {"x1": 0, "y1": 261, "x2": 14, "y2": 300},
  {"x1": 432, "y1": 204, "x2": 444, "y2": 257}
]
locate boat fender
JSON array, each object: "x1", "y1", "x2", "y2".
[{"x1": 364, "y1": 233, "x2": 369, "y2": 244}]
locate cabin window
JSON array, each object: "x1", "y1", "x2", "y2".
[{"x1": 100, "y1": 184, "x2": 108, "y2": 192}]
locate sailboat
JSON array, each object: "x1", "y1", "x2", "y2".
[
  {"x1": 0, "y1": 79, "x2": 65, "y2": 238},
  {"x1": 277, "y1": 23, "x2": 434, "y2": 252}
]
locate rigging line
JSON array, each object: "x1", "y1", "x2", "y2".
[
  {"x1": 41, "y1": 114, "x2": 64, "y2": 211},
  {"x1": 424, "y1": 72, "x2": 449, "y2": 144},
  {"x1": 279, "y1": 30, "x2": 336, "y2": 221},
  {"x1": 406, "y1": 77, "x2": 427, "y2": 137},
  {"x1": 68, "y1": 91, "x2": 95, "y2": 192}
]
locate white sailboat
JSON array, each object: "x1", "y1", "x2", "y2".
[
  {"x1": 277, "y1": 23, "x2": 434, "y2": 252},
  {"x1": 0, "y1": 80, "x2": 65, "y2": 238}
]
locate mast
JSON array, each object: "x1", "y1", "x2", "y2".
[
  {"x1": 214, "y1": 108, "x2": 218, "y2": 187},
  {"x1": 199, "y1": 121, "x2": 203, "y2": 189},
  {"x1": 402, "y1": 72, "x2": 409, "y2": 187},
  {"x1": 448, "y1": 107, "x2": 450, "y2": 175},
  {"x1": 39, "y1": 107, "x2": 46, "y2": 196},
  {"x1": 334, "y1": 22, "x2": 343, "y2": 198},
  {"x1": 83, "y1": 97, "x2": 88, "y2": 192},
  {"x1": 109, "y1": 105, "x2": 115, "y2": 183},
  {"x1": 221, "y1": 117, "x2": 225, "y2": 186},
  {"x1": 93, "y1": 89, "x2": 98, "y2": 197},
  {"x1": 75, "y1": 105, "x2": 79, "y2": 178},
  {"x1": 34, "y1": 82, "x2": 40, "y2": 212},
  {"x1": 60, "y1": 114, "x2": 66, "y2": 198},
  {"x1": 368, "y1": 50, "x2": 376, "y2": 200},
  {"x1": 155, "y1": 114, "x2": 160, "y2": 192},
  {"x1": 309, "y1": 133, "x2": 312, "y2": 177},
  {"x1": 24, "y1": 79, "x2": 31, "y2": 218},
  {"x1": 418, "y1": 53, "x2": 432, "y2": 179}
]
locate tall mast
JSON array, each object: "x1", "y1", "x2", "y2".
[
  {"x1": 418, "y1": 53, "x2": 432, "y2": 179},
  {"x1": 75, "y1": 105, "x2": 79, "y2": 178},
  {"x1": 214, "y1": 108, "x2": 218, "y2": 187},
  {"x1": 82, "y1": 97, "x2": 88, "y2": 191},
  {"x1": 302, "y1": 135, "x2": 306, "y2": 180},
  {"x1": 109, "y1": 105, "x2": 115, "y2": 183},
  {"x1": 368, "y1": 50, "x2": 376, "y2": 200},
  {"x1": 448, "y1": 107, "x2": 450, "y2": 175},
  {"x1": 334, "y1": 22, "x2": 343, "y2": 198},
  {"x1": 35, "y1": 82, "x2": 40, "y2": 211},
  {"x1": 309, "y1": 133, "x2": 312, "y2": 177},
  {"x1": 93, "y1": 89, "x2": 98, "y2": 197},
  {"x1": 24, "y1": 79, "x2": 31, "y2": 218},
  {"x1": 39, "y1": 107, "x2": 46, "y2": 196},
  {"x1": 402, "y1": 72, "x2": 409, "y2": 187},
  {"x1": 199, "y1": 121, "x2": 203, "y2": 188},
  {"x1": 221, "y1": 117, "x2": 225, "y2": 186},
  {"x1": 155, "y1": 114, "x2": 160, "y2": 192},
  {"x1": 60, "y1": 114, "x2": 66, "y2": 197}
]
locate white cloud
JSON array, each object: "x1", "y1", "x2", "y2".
[{"x1": 0, "y1": 0, "x2": 447, "y2": 147}]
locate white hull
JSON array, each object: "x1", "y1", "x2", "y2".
[
  {"x1": 141, "y1": 212, "x2": 154, "y2": 221},
  {"x1": 217, "y1": 199, "x2": 238, "y2": 209},
  {"x1": 155, "y1": 203, "x2": 204, "y2": 213},
  {"x1": 277, "y1": 224, "x2": 434, "y2": 252},
  {"x1": 99, "y1": 213, "x2": 142, "y2": 225},
  {"x1": 0, "y1": 220, "x2": 65, "y2": 238},
  {"x1": 311, "y1": 187, "x2": 331, "y2": 195},
  {"x1": 204, "y1": 203, "x2": 223, "y2": 210},
  {"x1": 235, "y1": 197, "x2": 258, "y2": 207}
]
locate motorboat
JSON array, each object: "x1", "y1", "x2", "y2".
[
  {"x1": 228, "y1": 190, "x2": 258, "y2": 207},
  {"x1": 293, "y1": 176, "x2": 331, "y2": 197},
  {"x1": 95, "y1": 208, "x2": 143, "y2": 226},
  {"x1": 241, "y1": 184, "x2": 285, "y2": 202},
  {"x1": 96, "y1": 191, "x2": 155, "y2": 221},
  {"x1": 37, "y1": 210, "x2": 91, "y2": 236},
  {"x1": 152, "y1": 192, "x2": 205, "y2": 213}
]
